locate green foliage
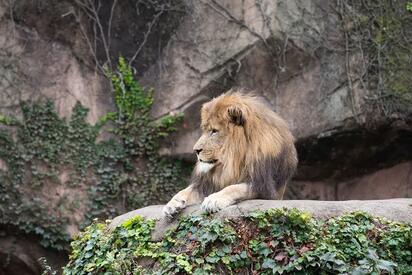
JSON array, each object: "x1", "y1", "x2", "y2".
[
  {"x1": 107, "y1": 57, "x2": 153, "y2": 120},
  {"x1": 104, "y1": 57, "x2": 184, "y2": 159},
  {"x1": 0, "y1": 57, "x2": 186, "y2": 251},
  {"x1": 344, "y1": 0, "x2": 412, "y2": 117},
  {"x1": 65, "y1": 216, "x2": 155, "y2": 274},
  {"x1": 64, "y1": 209, "x2": 412, "y2": 275},
  {"x1": 0, "y1": 114, "x2": 19, "y2": 126}
]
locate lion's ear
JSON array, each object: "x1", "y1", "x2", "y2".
[{"x1": 227, "y1": 106, "x2": 245, "y2": 126}]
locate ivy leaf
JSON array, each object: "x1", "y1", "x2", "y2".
[
  {"x1": 407, "y1": 2, "x2": 412, "y2": 12},
  {"x1": 275, "y1": 252, "x2": 287, "y2": 262},
  {"x1": 262, "y1": 258, "x2": 277, "y2": 269},
  {"x1": 240, "y1": 250, "x2": 248, "y2": 259},
  {"x1": 376, "y1": 259, "x2": 397, "y2": 273}
]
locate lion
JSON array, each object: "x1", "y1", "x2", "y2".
[{"x1": 163, "y1": 91, "x2": 298, "y2": 217}]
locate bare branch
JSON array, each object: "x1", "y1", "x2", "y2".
[
  {"x1": 129, "y1": 8, "x2": 164, "y2": 65},
  {"x1": 107, "y1": 0, "x2": 117, "y2": 52},
  {"x1": 72, "y1": 7, "x2": 105, "y2": 73},
  {"x1": 203, "y1": 0, "x2": 272, "y2": 53},
  {"x1": 74, "y1": 0, "x2": 112, "y2": 69}
]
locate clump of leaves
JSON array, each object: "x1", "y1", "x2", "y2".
[
  {"x1": 343, "y1": 0, "x2": 412, "y2": 118},
  {"x1": 104, "y1": 56, "x2": 184, "y2": 158},
  {"x1": 64, "y1": 209, "x2": 412, "y2": 275},
  {"x1": 65, "y1": 216, "x2": 155, "y2": 274},
  {"x1": 88, "y1": 56, "x2": 186, "y2": 219},
  {"x1": 407, "y1": 2, "x2": 412, "y2": 12}
]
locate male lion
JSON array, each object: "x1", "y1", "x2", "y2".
[{"x1": 163, "y1": 91, "x2": 298, "y2": 217}]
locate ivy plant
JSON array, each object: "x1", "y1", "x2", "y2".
[
  {"x1": 63, "y1": 209, "x2": 412, "y2": 274},
  {"x1": 0, "y1": 57, "x2": 186, "y2": 251},
  {"x1": 407, "y1": 2, "x2": 412, "y2": 12}
]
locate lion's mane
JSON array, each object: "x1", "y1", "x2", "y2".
[{"x1": 192, "y1": 91, "x2": 298, "y2": 199}]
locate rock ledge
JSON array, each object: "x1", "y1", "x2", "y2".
[{"x1": 110, "y1": 199, "x2": 412, "y2": 240}]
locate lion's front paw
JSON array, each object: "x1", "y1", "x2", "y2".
[
  {"x1": 201, "y1": 193, "x2": 234, "y2": 213},
  {"x1": 163, "y1": 197, "x2": 186, "y2": 219}
]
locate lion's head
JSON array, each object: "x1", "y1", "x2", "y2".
[{"x1": 192, "y1": 91, "x2": 298, "y2": 199}]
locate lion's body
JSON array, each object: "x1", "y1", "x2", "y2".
[{"x1": 163, "y1": 91, "x2": 298, "y2": 217}]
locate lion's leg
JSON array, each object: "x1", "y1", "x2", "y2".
[
  {"x1": 201, "y1": 183, "x2": 257, "y2": 213},
  {"x1": 163, "y1": 185, "x2": 203, "y2": 218}
]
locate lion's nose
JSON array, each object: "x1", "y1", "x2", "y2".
[{"x1": 194, "y1": 149, "x2": 202, "y2": 155}]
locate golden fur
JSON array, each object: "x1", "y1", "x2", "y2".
[{"x1": 163, "y1": 91, "x2": 298, "y2": 217}]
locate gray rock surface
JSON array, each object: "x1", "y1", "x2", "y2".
[
  {"x1": 140, "y1": 0, "x2": 366, "y2": 157},
  {"x1": 0, "y1": 10, "x2": 113, "y2": 124},
  {"x1": 138, "y1": 0, "x2": 412, "y2": 203},
  {"x1": 1, "y1": 0, "x2": 409, "y2": 203},
  {"x1": 110, "y1": 199, "x2": 412, "y2": 240}
]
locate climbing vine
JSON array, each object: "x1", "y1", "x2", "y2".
[
  {"x1": 407, "y1": 2, "x2": 412, "y2": 12},
  {"x1": 0, "y1": 57, "x2": 186, "y2": 250},
  {"x1": 64, "y1": 209, "x2": 412, "y2": 274},
  {"x1": 340, "y1": 0, "x2": 412, "y2": 119}
]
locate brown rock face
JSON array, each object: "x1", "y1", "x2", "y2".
[
  {"x1": 287, "y1": 162, "x2": 412, "y2": 201},
  {"x1": 337, "y1": 162, "x2": 412, "y2": 200}
]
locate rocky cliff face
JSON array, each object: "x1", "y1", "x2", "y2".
[
  {"x1": 0, "y1": 0, "x2": 411, "y2": 274},
  {"x1": 139, "y1": 0, "x2": 411, "y2": 199},
  {"x1": 0, "y1": 1, "x2": 113, "y2": 124},
  {"x1": 1, "y1": 0, "x2": 410, "y2": 203}
]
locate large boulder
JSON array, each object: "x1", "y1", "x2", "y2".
[
  {"x1": 65, "y1": 199, "x2": 412, "y2": 274},
  {"x1": 110, "y1": 198, "x2": 412, "y2": 240}
]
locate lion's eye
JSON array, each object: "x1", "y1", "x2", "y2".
[{"x1": 210, "y1": 129, "x2": 218, "y2": 135}]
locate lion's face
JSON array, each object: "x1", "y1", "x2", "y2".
[
  {"x1": 193, "y1": 99, "x2": 246, "y2": 174},
  {"x1": 193, "y1": 120, "x2": 226, "y2": 173}
]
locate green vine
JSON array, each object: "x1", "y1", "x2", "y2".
[
  {"x1": 342, "y1": 0, "x2": 412, "y2": 118},
  {"x1": 63, "y1": 209, "x2": 412, "y2": 274},
  {"x1": 407, "y1": 2, "x2": 412, "y2": 12},
  {"x1": 0, "y1": 57, "x2": 186, "y2": 250}
]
